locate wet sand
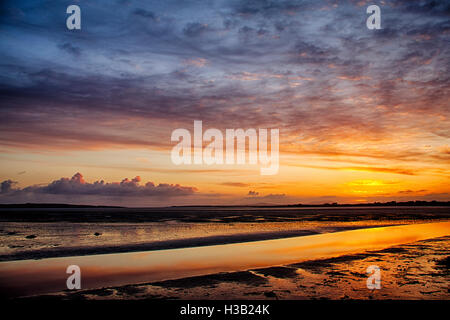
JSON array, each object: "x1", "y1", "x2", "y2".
[
  {"x1": 2, "y1": 205, "x2": 449, "y2": 262},
  {"x1": 29, "y1": 235, "x2": 450, "y2": 300},
  {"x1": 1, "y1": 222, "x2": 449, "y2": 299},
  {"x1": 0, "y1": 222, "x2": 399, "y2": 261},
  {"x1": 1, "y1": 207, "x2": 449, "y2": 300}
]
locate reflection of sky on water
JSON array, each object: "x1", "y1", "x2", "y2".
[
  {"x1": 0, "y1": 222, "x2": 449, "y2": 298},
  {"x1": 0, "y1": 219, "x2": 409, "y2": 255}
]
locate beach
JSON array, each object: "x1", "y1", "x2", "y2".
[
  {"x1": 50, "y1": 235, "x2": 449, "y2": 301},
  {"x1": 0, "y1": 206, "x2": 449, "y2": 300}
]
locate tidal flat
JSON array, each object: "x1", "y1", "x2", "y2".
[{"x1": 0, "y1": 206, "x2": 449, "y2": 299}]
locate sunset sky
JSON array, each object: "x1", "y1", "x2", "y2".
[{"x1": 0, "y1": 0, "x2": 449, "y2": 206}]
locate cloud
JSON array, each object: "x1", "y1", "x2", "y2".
[
  {"x1": 438, "y1": 145, "x2": 450, "y2": 154},
  {"x1": 0, "y1": 0, "x2": 449, "y2": 173},
  {"x1": 397, "y1": 189, "x2": 427, "y2": 194},
  {"x1": 392, "y1": 0, "x2": 450, "y2": 16},
  {"x1": 347, "y1": 179, "x2": 398, "y2": 187},
  {"x1": 287, "y1": 164, "x2": 418, "y2": 176},
  {"x1": 183, "y1": 22, "x2": 209, "y2": 37},
  {"x1": 231, "y1": 0, "x2": 311, "y2": 17},
  {"x1": 58, "y1": 43, "x2": 82, "y2": 57},
  {"x1": 257, "y1": 193, "x2": 286, "y2": 200},
  {"x1": 0, "y1": 173, "x2": 197, "y2": 198},
  {"x1": 1, "y1": 180, "x2": 16, "y2": 194},
  {"x1": 245, "y1": 192, "x2": 286, "y2": 200},
  {"x1": 133, "y1": 8, "x2": 157, "y2": 20},
  {"x1": 220, "y1": 182, "x2": 250, "y2": 187},
  {"x1": 183, "y1": 58, "x2": 208, "y2": 67}
]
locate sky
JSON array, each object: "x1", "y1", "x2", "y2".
[{"x1": 0, "y1": 0, "x2": 449, "y2": 206}]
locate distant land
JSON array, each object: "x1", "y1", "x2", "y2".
[
  {"x1": 0, "y1": 203, "x2": 124, "y2": 208},
  {"x1": 173, "y1": 201, "x2": 450, "y2": 207},
  {"x1": 0, "y1": 201, "x2": 449, "y2": 209}
]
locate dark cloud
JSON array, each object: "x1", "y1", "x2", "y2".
[
  {"x1": 231, "y1": 0, "x2": 312, "y2": 17},
  {"x1": 239, "y1": 26, "x2": 253, "y2": 34},
  {"x1": 133, "y1": 8, "x2": 157, "y2": 20},
  {"x1": 1, "y1": 180, "x2": 16, "y2": 194},
  {"x1": 183, "y1": 22, "x2": 209, "y2": 37},
  {"x1": 247, "y1": 190, "x2": 259, "y2": 196},
  {"x1": 392, "y1": 0, "x2": 450, "y2": 16},
  {"x1": 58, "y1": 43, "x2": 82, "y2": 56}
]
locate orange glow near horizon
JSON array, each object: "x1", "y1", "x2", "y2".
[{"x1": 0, "y1": 141, "x2": 448, "y2": 206}]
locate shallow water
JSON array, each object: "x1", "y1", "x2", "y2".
[
  {"x1": 0, "y1": 221, "x2": 449, "y2": 298},
  {"x1": 0, "y1": 220, "x2": 408, "y2": 257}
]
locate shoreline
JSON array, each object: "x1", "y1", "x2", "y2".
[
  {"x1": 0, "y1": 224, "x2": 397, "y2": 262},
  {"x1": 1, "y1": 222, "x2": 449, "y2": 299},
  {"x1": 17, "y1": 235, "x2": 450, "y2": 300}
]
